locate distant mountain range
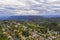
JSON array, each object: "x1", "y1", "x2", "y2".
[
  {"x1": 0, "y1": 15, "x2": 60, "y2": 21},
  {"x1": 4, "y1": 16, "x2": 45, "y2": 21}
]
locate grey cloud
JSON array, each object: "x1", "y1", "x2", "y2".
[{"x1": 0, "y1": 0, "x2": 60, "y2": 16}]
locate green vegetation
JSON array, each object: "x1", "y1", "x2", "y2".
[{"x1": 0, "y1": 20, "x2": 60, "y2": 40}]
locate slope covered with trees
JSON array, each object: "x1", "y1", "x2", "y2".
[{"x1": 0, "y1": 20, "x2": 60, "y2": 40}]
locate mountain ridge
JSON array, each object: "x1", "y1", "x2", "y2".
[{"x1": 0, "y1": 15, "x2": 60, "y2": 20}]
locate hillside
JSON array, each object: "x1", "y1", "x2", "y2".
[{"x1": 0, "y1": 20, "x2": 60, "y2": 40}]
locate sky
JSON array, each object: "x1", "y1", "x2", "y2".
[{"x1": 0, "y1": 0, "x2": 60, "y2": 16}]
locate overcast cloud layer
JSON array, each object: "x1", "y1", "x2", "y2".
[{"x1": 0, "y1": 0, "x2": 60, "y2": 16}]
